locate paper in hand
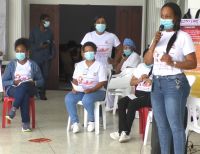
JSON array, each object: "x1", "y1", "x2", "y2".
[{"x1": 71, "y1": 82, "x2": 84, "y2": 92}]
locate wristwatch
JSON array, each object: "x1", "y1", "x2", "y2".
[{"x1": 173, "y1": 61, "x2": 177, "y2": 67}]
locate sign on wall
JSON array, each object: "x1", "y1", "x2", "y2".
[
  {"x1": 181, "y1": 19, "x2": 200, "y2": 73},
  {"x1": 0, "y1": 0, "x2": 7, "y2": 58}
]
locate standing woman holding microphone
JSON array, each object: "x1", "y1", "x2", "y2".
[{"x1": 144, "y1": 2, "x2": 197, "y2": 154}]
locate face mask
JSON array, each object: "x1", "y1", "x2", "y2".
[
  {"x1": 84, "y1": 51, "x2": 95, "y2": 61},
  {"x1": 95, "y1": 24, "x2": 106, "y2": 33},
  {"x1": 160, "y1": 18, "x2": 174, "y2": 30},
  {"x1": 16, "y1": 53, "x2": 26, "y2": 61},
  {"x1": 43, "y1": 21, "x2": 50, "y2": 28},
  {"x1": 144, "y1": 63, "x2": 153, "y2": 68},
  {"x1": 123, "y1": 49, "x2": 132, "y2": 57}
]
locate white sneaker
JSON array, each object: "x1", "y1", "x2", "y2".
[
  {"x1": 87, "y1": 122, "x2": 95, "y2": 132},
  {"x1": 110, "y1": 131, "x2": 120, "y2": 140},
  {"x1": 119, "y1": 131, "x2": 130, "y2": 143},
  {"x1": 71, "y1": 122, "x2": 80, "y2": 133},
  {"x1": 105, "y1": 107, "x2": 113, "y2": 112}
]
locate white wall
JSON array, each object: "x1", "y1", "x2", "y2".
[
  {"x1": 187, "y1": 0, "x2": 200, "y2": 18},
  {"x1": 7, "y1": 0, "x2": 146, "y2": 59}
]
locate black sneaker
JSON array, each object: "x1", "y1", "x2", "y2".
[
  {"x1": 22, "y1": 123, "x2": 32, "y2": 132},
  {"x1": 5, "y1": 110, "x2": 16, "y2": 121}
]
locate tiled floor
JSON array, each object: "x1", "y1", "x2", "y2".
[{"x1": 0, "y1": 90, "x2": 199, "y2": 154}]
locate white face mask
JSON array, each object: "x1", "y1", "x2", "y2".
[{"x1": 43, "y1": 21, "x2": 50, "y2": 28}]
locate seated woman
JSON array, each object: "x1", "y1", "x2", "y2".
[
  {"x1": 3, "y1": 38, "x2": 44, "y2": 132},
  {"x1": 115, "y1": 38, "x2": 141, "y2": 74},
  {"x1": 65, "y1": 41, "x2": 107, "y2": 133},
  {"x1": 110, "y1": 62, "x2": 152, "y2": 142}
]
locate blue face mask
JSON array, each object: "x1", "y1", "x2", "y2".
[
  {"x1": 84, "y1": 51, "x2": 95, "y2": 61},
  {"x1": 16, "y1": 52, "x2": 26, "y2": 61},
  {"x1": 95, "y1": 24, "x2": 106, "y2": 33},
  {"x1": 160, "y1": 18, "x2": 174, "y2": 30},
  {"x1": 123, "y1": 49, "x2": 132, "y2": 57},
  {"x1": 144, "y1": 63, "x2": 153, "y2": 68}
]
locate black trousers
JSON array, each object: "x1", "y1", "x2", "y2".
[
  {"x1": 118, "y1": 91, "x2": 151, "y2": 135},
  {"x1": 151, "y1": 107, "x2": 188, "y2": 154},
  {"x1": 38, "y1": 60, "x2": 51, "y2": 96}
]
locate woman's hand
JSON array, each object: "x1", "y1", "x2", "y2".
[
  {"x1": 153, "y1": 31, "x2": 162, "y2": 44},
  {"x1": 84, "y1": 89, "x2": 93, "y2": 94},
  {"x1": 72, "y1": 88, "x2": 77, "y2": 94},
  {"x1": 161, "y1": 54, "x2": 173, "y2": 66},
  {"x1": 14, "y1": 80, "x2": 21, "y2": 86},
  {"x1": 143, "y1": 78, "x2": 152, "y2": 86}
]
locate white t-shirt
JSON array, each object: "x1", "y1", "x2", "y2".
[
  {"x1": 81, "y1": 31, "x2": 121, "y2": 65},
  {"x1": 73, "y1": 60, "x2": 107, "y2": 90},
  {"x1": 121, "y1": 52, "x2": 141, "y2": 71},
  {"x1": 133, "y1": 63, "x2": 152, "y2": 79},
  {"x1": 153, "y1": 30, "x2": 195, "y2": 76},
  {"x1": 14, "y1": 60, "x2": 32, "y2": 81}
]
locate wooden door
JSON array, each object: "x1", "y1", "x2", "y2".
[
  {"x1": 30, "y1": 4, "x2": 60, "y2": 89},
  {"x1": 115, "y1": 6, "x2": 142, "y2": 54}
]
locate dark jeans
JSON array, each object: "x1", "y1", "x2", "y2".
[
  {"x1": 118, "y1": 91, "x2": 151, "y2": 135},
  {"x1": 38, "y1": 60, "x2": 51, "y2": 96},
  {"x1": 7, "y1": 82, "x2": 36, "y2": 123},
  {"x1": 151, "y1": 107, "x2": 188, "y2": 154}
]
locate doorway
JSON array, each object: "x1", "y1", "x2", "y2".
[{"x1": 30, "y1": 4, "x2": 142, "y2": 90}]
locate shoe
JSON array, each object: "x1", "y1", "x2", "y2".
[
  {"x1": 5, "y1": 109, "x2": 16, "y2": 121},
  {"x1": 71, "y1": 122, "x2": 80, "y2": 133},
  {"x1": 40, "y1": 96, "x2": 47, "y2": 100},
  {"x1": 110, "y1": 131, "x2": 120, "y2": 140},
  {"x1": 22, "y1": 123, "x2": 32, "y2": 132},
  {"x1": 105, "y1": 107, "x2": 113, "y2": 112},
  {"x1": 87, "y1": 122, "x2": 95, "y2": 132},
  {"x1": 119, "y1": 131, "x2": 130, "y2": 143}
]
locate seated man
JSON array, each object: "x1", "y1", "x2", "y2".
[
  {"x1": 115, "y1": 38, "x2": 141, "y2": 74},
  {"x1": 3, "y1": 38, "x2": 44, "y2": 132},
  {"x1": 65, "y1": 42, "x2": 107, "y2": 133},
  {"x1": 110, "y1": 62, "x2": 152, "y2": 143}
]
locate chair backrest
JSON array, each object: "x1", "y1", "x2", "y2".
[
  {"x1": 186, "y1": 75, "x2": 196, "y2": 87},
  {"x1": 186, "y1": 96, "x2": 200, "y2": 133}
]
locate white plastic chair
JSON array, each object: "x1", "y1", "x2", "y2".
[
  {"x1": 186, "y1": 75, "x2": 196, "y2": 87},
  {"x1": 186, "y1": 96, "x2": 200, "y2": 138},
  {"x1": 143, "y1": 110, "x2": 153, "y2": 145},
  {"x1": 67, "y1": 100, "x2": 106, "y2": 135},
  {"x1": 67, "y1": 69, "x2": 112, "y2": 135},
  {"x1": 108, "y1": 68, "x2": 135, "y2": 115}
]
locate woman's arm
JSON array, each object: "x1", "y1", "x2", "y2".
[
  {"x1": 115, "y1": 57, "x2": 127, "y2": 74},
  {"x1": 161, "y1": 52, "x2": 197, "y2": 70},
  {"x1": 84, "y1": 81, "x2": 107, "y2": 94},
  {"x1": 2, "y1": 63, "x2": 14, "y2": 87},
  {"x1": 144, "y1": 31, "x2": 162, "y2": 65}
]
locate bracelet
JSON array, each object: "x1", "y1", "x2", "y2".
[{"x1": 173, "y1": 61, "x2": 177, "y2": 67}]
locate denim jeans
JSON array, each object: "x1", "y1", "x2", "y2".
[
  {"x1": 7, "y1": 82, "x2": 36, "y2": 123},
  {"x1": 151, "y1": 73, "x2": 190, "y2": 154},
  {"x1": 65, "y1": 90, "x2": 106, "y2": 124}
]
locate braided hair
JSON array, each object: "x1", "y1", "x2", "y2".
[{"x1": 162, "y1": 2, "x2": 182, "y2": 54}]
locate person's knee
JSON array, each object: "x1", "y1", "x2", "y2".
[
  {"x1": 118, "y1": 97, "x2": 128, "y2": 106},
  {"x1": 65, "y1": 92, "x2": 74, "y2": 105}
]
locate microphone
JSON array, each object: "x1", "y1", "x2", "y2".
[{"x1": 159, "y1": 25, "x2": 164, "y2": 32}]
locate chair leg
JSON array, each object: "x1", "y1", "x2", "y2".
[
  {"x1": 84, "y1": 109, "x2": 88, "y2": 128},
  {"x1": 95, "y1": 103, "x2": 100, "y2": 135},
  {"x1": 143, "y1": 112, "x2": 151, "y2": 145},
  {"x1": 7, "y1": 101, "x2": 12, "y2": 124},
  {"x1": 113, "y1": 95, "x2": 119, "y2": 115},
  {"x1": 101, "y1": 104, "x2": 106, "y2": 130},
  {"x1": 2, "y1": 101, "x2": 7, "y2": 128},
  {"x1": 31, "y1": 100, "x2": 36, "y2": 129},
  {"x1": 67, "y1": 117, "x2": 71, "y2": 132}
]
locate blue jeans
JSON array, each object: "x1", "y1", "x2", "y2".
[
  {"x1": 151, "y1": 73, "x2": 190, "y2": 154},
  {"x1": 65, "y1": 90, "x2": 106, "y2": 124},
  {"x1": 7, "y1": 82, "x2": 36, "y2": 123}
]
